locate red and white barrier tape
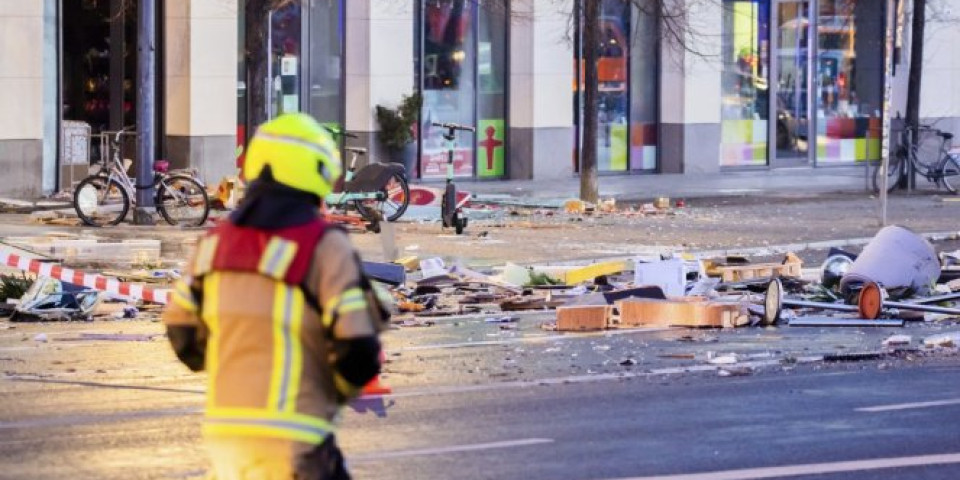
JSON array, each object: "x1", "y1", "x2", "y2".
[{"x1": 0, "y1": 250, "x2": 171, "y2": 304}]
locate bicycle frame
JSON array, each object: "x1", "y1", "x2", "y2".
[
  {"x1": 93, "y1": 129, "x2": 199, "y2": 207},
  {"x1": 323, "y1": 149, "x2": 386, "y2": 206},
  {"x1": 901, "y1": 126, "x2": 954, "y2": 181}
]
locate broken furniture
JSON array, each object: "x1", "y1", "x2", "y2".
[
  {"x1": 714, "y1": 253, "x2": 802, "y2": 283},
  {"x1": 840, "y1": 225, "x2": 940, "y2": 298},
  {"x1": 763, "y1": 279, "x2": 960, "y2": 325}
]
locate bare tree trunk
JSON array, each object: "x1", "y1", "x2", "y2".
[
  {"x1": 580, "y1": 0, "x2": 599, "y2": 204},
  {"x1": 245, "y1": 0, "x2": 273, "y2": 131},
  {"x1": 905, "y1": 0, "x2": 925, "y2": 189}
]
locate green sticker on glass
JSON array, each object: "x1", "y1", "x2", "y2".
[{"x1": 478, "y1": 119, "x2": 505, "y2": 178}]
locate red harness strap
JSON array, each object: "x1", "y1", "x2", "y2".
[{"x1": 206, "y1": 220, "x2": 329, "y2": 286}]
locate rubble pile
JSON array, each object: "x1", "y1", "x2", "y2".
[{"x1": 378, "y1": 225, "x2": 960, "y2": 337}]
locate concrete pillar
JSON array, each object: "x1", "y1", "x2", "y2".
[
  {"x1": 0, "y1": 1, "x2": 46, "y2": 197},
  {"x1": 658, "y1": 0, "x2": 723, "y2": 174},
  {"x1": 164, "y1": 0, "x2": 238, "y2": 185},
  {"x1": 345, "y1": 0, "x2": 416, "y2": 163},
  {"x1": 509, "y1": 0, "x2": 575, "y2": 180}
]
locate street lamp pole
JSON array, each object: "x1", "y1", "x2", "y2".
[{"x1": 134, "y1": 0, "x2": 156, "y2": 225}]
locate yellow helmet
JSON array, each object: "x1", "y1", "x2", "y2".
[{"x1": 243, "y1": 113, "x2": 342, "y2": 198}]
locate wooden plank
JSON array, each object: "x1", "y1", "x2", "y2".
[{"x1": 617, "y1": 298, "x2": 747, "y2": 328}]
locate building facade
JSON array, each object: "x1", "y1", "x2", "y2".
[{"x1": 1, "y1": 0, "x2": 959, "y2": 198}]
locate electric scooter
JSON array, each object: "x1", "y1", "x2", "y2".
[{"x1": 432, "y1": 122, "x2": 475, "y2": 234}]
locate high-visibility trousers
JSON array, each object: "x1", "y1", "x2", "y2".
[{"x1": 205, "y1": 436, "x2": 350, "y2": 480}]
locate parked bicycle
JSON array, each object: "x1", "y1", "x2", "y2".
[
  {"x1": 323, "y1": 127, "x2": 410, "y2": 223},
  {"x1": 873, "y1": 123, "x2": 960, "y2": 194},
  {"x1": 73, "y1": 127, "x2": 210, "y2": 227}
]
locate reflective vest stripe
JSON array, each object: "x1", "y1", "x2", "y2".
[
  {"x1": 171, "y1": 279, "x2": 198, "y2": 312},
  {"x1": 204, "y1": 408, "x2": 335, "y2": 444},
  {"x1": 322, "y1": 287, "x2": 367, "y2": 328},
  {"x1": 203, "y1": 273, "x2": 222, "y2": 409},
  {"x1": 268, "y1": 283, "x2": 305, "y2": 412},
  {"x1": 256, "y1": 132, "x2": 338, "y2": 166},
  {"x1": 203, "y1": 421, "x2": 327, "y2": 445},
  {"x1": 337, "y1": 299, "x2": 367, "y2": 315},
  {"x1": 257, "y1": 237, "x2": 298, "y2": 280},
  {"x1": 193, "y1": 235, "x2": 219, "y2": 276}
]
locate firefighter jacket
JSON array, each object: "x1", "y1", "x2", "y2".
[{"x1": 162, "y1": 218, "x2": 386, "y2": 446}]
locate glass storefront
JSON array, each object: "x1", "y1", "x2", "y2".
[
  {"x1": 720, "y1": 0, "x2": 885, "y2": 167},
  {"x1": 720, "y1": 0, "x2": 770, "y2": 167},
  {"x1": 815, "y1": 0, "x2": 884, "y2": 163},
  {"x1": 418, "y1": 0, "x2": 508, "y2": 180},
  {"x1": 574, "y1": 0, "x2": 659, "y2": 174},
  {"x1": 237, "y1": 1, "x2": 344, "y2": 146}
]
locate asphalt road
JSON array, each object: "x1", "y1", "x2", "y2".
[{"x1": 4, "y1": 359, "x2": 960, "y2": 479}]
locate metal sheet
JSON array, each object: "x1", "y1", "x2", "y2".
[{"x1": 788, "y1": 317, "x2": 904, "y2": 327}]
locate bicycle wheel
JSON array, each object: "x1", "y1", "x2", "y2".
[
  {"x1": 872, "y1": 157, "x2": 903, "y2": 193},
  {"x1": 940, "y1": 156, "x2": 960, "y2": 194},
  {"x1": 156, "y1": 175, "x2": 210, "y2": 227},
  {"x1": 73, "y1": 176, "x2": 130, "y2": 226},
  {"x1": 353, "y1": 171, "x2": 410, "y2": 222}
]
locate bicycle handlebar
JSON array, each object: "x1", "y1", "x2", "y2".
[
  {"x1": 344, "y1": 146, "x2": 367, "y2": 155},
  {"x1": 432, "y1": 122, "x2": 476, "y2": 133},
  {"x1": 323, "y1": 125, "x2": 358, "y2": 139}
]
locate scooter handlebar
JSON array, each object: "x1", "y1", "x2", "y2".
[{"x1": 431, "y1": 122, "x2": 476, "y2": 133}]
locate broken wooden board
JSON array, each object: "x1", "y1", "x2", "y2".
[
  {"x1": 715, "y1": 261, "x2": 802, "y2": 283},
  {"x1": 499, "y1": 297, "x2": 564, "y2": 311},
  {"x1": 556, "y1": 305, "x2": 611, "y2": 331},
  {"x1": 561, "y1": 260, "x2": 630, "y2": 285},
  {"x1": 617, "y1": 298, "x2": 748, "y2": 328}
]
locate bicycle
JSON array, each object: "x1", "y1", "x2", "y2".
[
  {"x1": 431, "y1": 122, "x2": 475, "y2": 235},
  {"x1": 322, "y1": 127, "x2": 410, "y2": 224},
  {"x1": 873, "y1": 123, "x2": 960, "y2": 194},
  {"x1": 73, "y1": 127, "x2": 211, "y2": 227}
]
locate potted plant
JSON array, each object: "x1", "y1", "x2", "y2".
[{"x1": 375, "y1": 92, "x2": 421, "y2": 176}]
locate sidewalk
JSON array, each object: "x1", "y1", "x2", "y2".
[{"x1": 455, "y1": 165, "x2": 873, "y2": 202}]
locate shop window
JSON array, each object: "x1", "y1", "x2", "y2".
[
  {"x1": 719, "y1": 0, "x2": 771, "y2": 167},
  {"x1": 61, "y1": 1, "x2": 138, "y2": 136},
  {"x1": 308, "y1": 0, "x2": 343, "y2": 130},
  {"x1": 574, "y1": 0, "x2": 659, "y2": 174},
  {"x1": 417, "y1": 0, "x2": 508, "y2": 180},
  {"x1": 815, "y1": 0, "x2": 884, "y2": 164},
  {"x1": 420, "y1": 0, "x2": 478, "y2": 179},
  {"x1": 270, "y1": 4, "x2": 302, "y2": 117},
  {"x1": 478, "y1": 0, "x2": 508, "y2": 178},
  {"x1": 630, "y1": 0, "x2": 659, "y2": 171}
]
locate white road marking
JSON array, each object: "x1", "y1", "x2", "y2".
[
  {"x1": 369, "y1": 356, "x2": 825, "y2": 400},
  {"x1": 856, "y1": 398, "x2": 960, "y2": 412},
  {"x1": 350, "y1": 438, "x2": 553, "y2": 462},
  {"x1": 598, "y1": 452, "x2": 960, "y2": 480},
  {"x1": 396, "y1": 327, "x2": 672, "y2": 352}
]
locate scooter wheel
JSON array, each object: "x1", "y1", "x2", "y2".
[{"x1": 455, "y1": 215, "x2": 466, "y2": 235}]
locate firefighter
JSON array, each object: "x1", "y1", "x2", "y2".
[{"x1": 162, "y1": 113, "x2": 387, "y2": 480}]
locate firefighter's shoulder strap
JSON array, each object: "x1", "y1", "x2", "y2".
[{"x1": 188, "y1": 219, "x2": 337, "y2": 314}]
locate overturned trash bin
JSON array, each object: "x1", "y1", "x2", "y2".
[
  {"x1": 840, "y1": 226, "x2": 940, "y2": 299},
  {"x1": 11, "y1": 276, "x2": 100, "y2": 322}
]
